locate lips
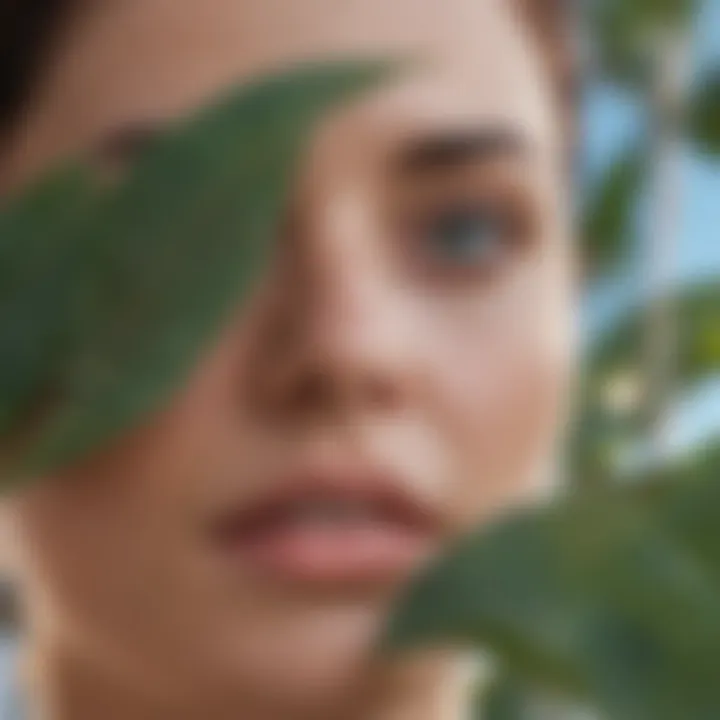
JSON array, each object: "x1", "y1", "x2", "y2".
[{"x1": 208, "y1": 471, "x2": 439, "y2": 586}]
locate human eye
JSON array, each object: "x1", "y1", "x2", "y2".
[
  {"x1": 386, "y1": 154, "x2": 539, "y2": 285},
  {"x1": 418, "y1": 200, "x2": 512, "y2": 269},
  {"x1": 401, "y1": 187, "x2": 534, "y2": 285}
]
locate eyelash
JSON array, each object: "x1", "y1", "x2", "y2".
[{"x1": 399, "y1": 191, "x2": 532, "y2": 282}]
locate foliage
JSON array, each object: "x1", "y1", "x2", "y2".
[
  {"x1": 687, "y1": 69, "x2": 720, "y2": 156},
  {"x1": 590, "y1": 0, "x2": 697, "y2": 87},
  {"x1": 386, "y1": 444, "x2": 720, "y2": 720},
  {"x1": 570, "y1": 281, "x2": 720, "y2": 482},
  {"x1": 587, "y1": 282, "x2": 720, "y2": 391},
  {"x1": 582, "y1": 149, "x2": 646, "y2": 277},
  {"x1": 0, "y1": 60, "x2": 389, "y2": 483}
]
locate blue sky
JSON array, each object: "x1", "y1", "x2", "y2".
[{"x1": 582, "y1": 0, "x2": 720, "y2": 451}]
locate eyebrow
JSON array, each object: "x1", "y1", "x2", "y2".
[
  {"x1": 91, "y1": 122, "x2": 531, "y2": 179},
  {"x1": 394, "y1": 126, "x2": 530, "y2": 175}
]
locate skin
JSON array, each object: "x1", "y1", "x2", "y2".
[{"x1": 0, "y1": 0, "x2": 575, "y2": 718}]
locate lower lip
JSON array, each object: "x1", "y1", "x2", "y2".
[{"x1": 218, "y1": 523, "x2": 433, "y2": 586}]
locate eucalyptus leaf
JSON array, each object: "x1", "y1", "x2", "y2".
[
  {"x1": 687, "y1": 68, "x2": 720, "y2": 158},
  {"x1": 385, "y1": 445, "x2": 720, "y2": 720},
  {"x1": 482, "y1": 672, "x2": 541, "y2": 720},
  {"x1": 482, "y1": 673, "x2": 601, "y2": 720},
  {"x1": 582, "y1": 150, "x2": 645, "y2": 277},
  {"x1": 592, "y1": 0, "x2": 698, "y2": 87},
  {"x1": 0, "y1": 166, "x2": 97, "y2": 438},
  {"x1": 568, "y1": 281, "x2": 720, "y2": 481},
  {"x1": 0, "y1": 59, "x2": 392, "y2": 483},
  {"x1": 586, "y1": 281, "x2": 720, "y2": 400}
]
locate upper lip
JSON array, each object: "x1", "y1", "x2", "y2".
[{"x1": 209, "y1": 463, "x2": 442, "y2": 539}]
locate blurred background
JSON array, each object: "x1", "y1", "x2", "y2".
[
  {"x1": 571, "y1": 0, "x2": 719, "y2": 485},
  {"x1": 0, "y1": 0, "x2": 718, "y2": 716}
]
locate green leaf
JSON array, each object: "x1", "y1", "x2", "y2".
[
  {"x1": 481, "y1": 673, "x2": 599, "y2": 720},
  {"x1": 0, "y1": 60, "x2": 392, "y2": 482},
  {"x1": 385, "y1": 443, "x2": 720, "y2": 720},
  {"x1": 482, "y1": 673, "x2": 539, "y2": 720},
  {"x1": 592, "y1": 0, "x2": 698, "y2": 87},
  {"x1": 582, "y1": 150, "x2": 645, "y2": 277},
  {"x1": 586, "y1": 281, "x2": 720, "y2": 399},
  {"x1": 687, "y1": 67, "x2": 720, "y2": 157},
  {"x1": 0, "y1": 166, "x2": 97, "y2": 439},
  {"x1": 569, "y1": 280, "x2": 720, "y2": 480}
]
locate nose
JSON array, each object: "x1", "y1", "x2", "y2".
[{"x1": 249, "y1": 198, "x2": 417, "y2": 426}]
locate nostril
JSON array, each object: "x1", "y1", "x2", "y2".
[
  {"x1": 250, "y1": 363, "x2": 335, "y2": 424},
  {"x1": 258, "y1": 359, "x2": 405, "y2": 425},
  {"x1": 284, "y1": 368, "x2": 336, "y2": 417},
  {"x1": 244, "y1": 283, "x2": 410, "y2": 423}
]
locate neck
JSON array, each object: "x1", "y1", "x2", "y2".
[{"x1": 20, "y1": 637, "x2": 482, "y2": 720}]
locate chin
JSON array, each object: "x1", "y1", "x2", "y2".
[{"x1": 191, "y1": 597, "x2": 391, "y2": 716}]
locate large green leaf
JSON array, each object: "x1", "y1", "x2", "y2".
[
  {"x1": 0, "y1": 166, "x2": 97, "y2": 439},
  {"x1": 386, "y1": 443, "x2": 720, "y2": 720},
  {"x1": 481, "y1": 673, "x2": 597, "y2": 720},
  {"x1": 0, "y1": 60, "x2": 391, "y2": 482},
  {"x1": 687, "y1": 67, "x2": 720, "y2": 158},
  {"x1": 582, "y1": 150, "x2": 645, "y2": 277},
  {"x1": 481, "y1": 673, "x2": 548, "y2": 720}
]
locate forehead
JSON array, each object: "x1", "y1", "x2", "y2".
[{"x1": 3, "y1": 0, "x2": 559, "y2": 185}]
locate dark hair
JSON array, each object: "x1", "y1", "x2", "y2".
[
  {"x1": 517, "y1": 0, "x2": 580, "y2": 124},
  {"x1": 0, "y1": 0, "x2": 75, "y2": 141}
]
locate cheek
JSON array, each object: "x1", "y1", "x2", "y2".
[
  {"x1": 7, "y1": 333, "x2": 245, "y2": 644},
  {"x1": 425, "y1": 276, "x2": 573, "y2": 527}
]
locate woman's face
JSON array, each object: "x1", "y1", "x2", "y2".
[{"x1": 2, "y1": 0, "x2": 574, "y2": 715}]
